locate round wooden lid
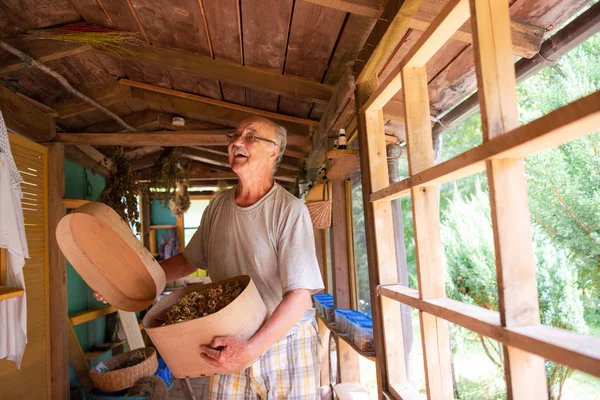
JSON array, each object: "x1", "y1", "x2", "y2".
[{"x1": 56, "y1": 202, "x2": 166, "y2": 312}]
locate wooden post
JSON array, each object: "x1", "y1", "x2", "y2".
[
  {"x1": 356, "y1": 78, "x2": 407, "y2": 397},
  {"x1": 47, "y1": 143, "x2": 69, "y2": 399},
  {"x1": 401, "y1": 66, "x2": 454, "y2": 398},
  {"x1": 117, "y1": 310, "x2": 145, "y2": 350},
  {"x1": 140, "y1": 192, "x2": 151, "y2": 251},
  {"x1": 345, "y1": 180, "x2": 359, "y2": 310},
  {"x1": 469, "y1": 0, "x2": 548, "y2": 397},
  {"x1": 329, "y1": 180, "x2": 360, "y2": 382}
]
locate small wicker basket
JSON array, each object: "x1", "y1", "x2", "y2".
[
  {"x1": 306, "y1": 180, "x2": 332, "y2": 229},
  {"x1": 89, "y1": 347, "x2": 158, "y2": 393}
]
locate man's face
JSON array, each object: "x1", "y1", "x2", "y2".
[{"x1": 228, "y1": 118, "x2": 279, "y2": 177}]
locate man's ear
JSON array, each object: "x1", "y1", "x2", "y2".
[{"x1": 270, "y1": 145, "x2": 280, "y2": 162}]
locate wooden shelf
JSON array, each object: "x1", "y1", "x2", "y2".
[
  {"x1": 69, "y1": 305, "x2": 117, "y2": 326},
  {"x1": 317, "y1": 314, "x2": 376, "y2": 361},
  {"x1": 326, "y1": 149, "x2": 360, "y2": 181},
  {"x1": 150, "y1": 224, "x2": 177, "y2": 229},
  {"x1": 0, "y1": 286, "x2": 25, "y2": 301}
]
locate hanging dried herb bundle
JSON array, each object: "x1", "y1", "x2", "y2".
[
  {"x1": 161, "y1": 281, "x2": 242, "y2": 326},
  {"x1": 150, "y1": 147, "x2": 189, "y2": 211},
  {"x1": 169, "y1": 180, "x2": 191, "y2": 217},
  {"x1": 98, "y1": 147, "x2": 140, "y2": 231}
]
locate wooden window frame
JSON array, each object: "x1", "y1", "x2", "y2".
[{"x1": 355, "y1": 0, "x2": 600, "y2": 397}]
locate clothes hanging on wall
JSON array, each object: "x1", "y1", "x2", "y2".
[{"x1": 0, "y1": 111, "x2": 29, "y2": 368}]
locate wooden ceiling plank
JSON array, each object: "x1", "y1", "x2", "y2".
[
  {"x1": 278, "y1": 1, "x2": 346, "y2": 118},
  {"x1": 48, "y1": 84, "x2": 132, "y2": 119},
  {"x1": 0, "y1": 40, "x2": 90, "y2": 75},
  {"x1": 124, "y1": 146, "x2": 163, "y2": 159},
  {"x1": 0, "y1": 84, "x2": 55, "y2": 141},
  {"x1": 1, "y1": 0, "x2": 80, "y2": 31},
  {"x1": 133, "y1": 88, "x2": 311, "y2": 136},
  {"x1": 241, "y1": 0, "x2": 293, "y2": 111},
  {"x1": 202, "y1": 0, "x2": 246, "y2": 105},
  {"x1": 67, "y1": 0, "x2": 114, "y2": 26},
  {"x1": 121, "y1": 79, "x2": 318, "y2": 127},
  {"x1": 301, "y1": 0, "x2": 383, "y2": 19}
]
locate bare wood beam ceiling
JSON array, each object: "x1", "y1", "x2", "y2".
[
  {"x1": 124, "y1": 146, "x2": 163, "y2": 159},
  {"x1": 310, "y1": 0, "x2": 543, "y2": 58},
  {"x1": 136, "y1": 170, "x2": 297, "y2": 183},
  {"x1": 132, "y1": 88, "x2": 311, "y2": 136},
  {"x1": 55, "y1": 130, "x2": 310, "y2": 147},
  {"x1": 64, "y1": 145, "x2": 109, "y2": 177},
  {"x1": 302, "y1": 0, "x2": 384, "y2": 18},
  {"x1": 82, "y1": 110, "x2": 163, "y2": 133},
  {"x1": 156, "y1": 114, "x2": 224, "y2": 131},
  {"x1": 0, "y1": 39, "x2": 89, "y2": 74},
  {"x1": 47, "y1": 84, "x2": 132, "y2": 119},
  {"x1": 180, "y1": 147, "x2": 300, "y2": 172},
  {"x1": 0, "y1": 84, "x2": 55, "y2": 141},
  {"x1": 92, "y1": 43, "x2": 334, "y2": 105},
  {"x1": 120, "y1": 79, "x2": 319, "y2": 128},
  {"x1": 75, "y1": 145, "x2": 111, "y2": 169}
]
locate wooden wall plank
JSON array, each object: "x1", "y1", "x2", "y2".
[
  {"x1": 241, "y1": 0, "x2": 293, "y2": 111},
  {"x1": 401, "y1": 66, "x2": 453, "y2": 399},
  {"x1": 469, "y1": 0, "x2": 548, "y2": 397},
  {"x1": 47, "y1": 143, "x2": 68, "y2": 398}
]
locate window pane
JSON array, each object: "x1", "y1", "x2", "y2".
[
  {"x1": 184, "y1": 199, "x2": 211, "y2": 229},
  {"x1": 351, "y1": 179, "x2": 370, "y2": 314}
]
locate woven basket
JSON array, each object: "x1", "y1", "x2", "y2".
[
  {"x1": 89, "y1": 347, "x2": 158, "y2": 393},
  {"x1": 306, "y1": 180, "x2": 332, "y2": 229}
]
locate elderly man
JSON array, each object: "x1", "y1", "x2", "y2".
[{"x1": 98, "y1": 116, "x2": 324, "y2": 399}]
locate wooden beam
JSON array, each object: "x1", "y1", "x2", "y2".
[
  {"x1": 0, "y1": 84, "x2": 55, "y2": 141},
  {"x1": 371, "y1": 90, "x2": 600, "y2": 202},
  {"x1": 470, "y1": 0, "x2": 548, "y2": 396},
  {"x1": 355, "y1": 78, "x2": 407, "y2": 394},
  {"x1": 0, "y1": 39, "x2": 90, "y2": 74},
  {"x1": 62, "y1": 198, "x2": 91, "y2": 209},
  {"x1": 64, "y1": 145, "x2": 110, "y2": 177},
  {"x1": 68, "y1": 320, "x2": 94, "y2": 392},
  {"x1": 356, "y1": 0, "x2": 423, "y2": 84},
  {"x1": 124, "y1": 146, "x2": 163, "y2": 159},
  {"x1": 82, "y1": 110, "x2": 161, "y2": 133},
  {"x1": 364, "y1": 0, "x2": 470, "y2": 113},
  {"x1": 120, "y1": 79, "x2": 319, "y2": 127},
  {"x1": 302, "y1": 0, "x2": 383, "y2": 18},
  {"x1": 47, "y1": 143, "x2": 69, "y2": 398},
  {"x1": 94, "y1": 44, "x2": 334, "y2": 104},
  {"x1": 157, "y1": 113, "x2": 225, "y2": 131},
  {"x1": 48, "y1": 84, "x2": 132, "y2": 119},
  {"x1": 117, "y1": 310, "x2": 145, "y2": 350},
  {"x1": 133, "y1": 88, "x2": 311, "y2": 136},
  {"x1": 75, "y1": 145, "x2": 111, "y2": 169},
  {"x1": 402, "y1": 66, "x2": 453, "y2": 399},
  {"x1": 131, "y1": 152, "x2": 165, "y2": 172},
  {"x1": 379, "y1": 285, "x2": 600, "y2": 380},
  {"x1": 308, "y1": 66, "x2": 355, "y2": 170},
  {"x1": 181, "y1": 148, "x2": 231, "y2": 168},
  {"x1": 137, "y1": 170, "x2": 297, "y2": 183},
  {"x1": 57, "y1": 130, "x2": 310, "y2": 147},
  {"x1": 407, "y1": 14, "x2": 543, "y2": 59}
]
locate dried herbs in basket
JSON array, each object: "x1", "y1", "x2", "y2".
[{"x1": 161, "y1": 281, "x2": 242, "y2": 326}]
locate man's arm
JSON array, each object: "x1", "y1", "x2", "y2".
[{"x1": 199, "y1": 288, "x2": 311, "y2": 372}]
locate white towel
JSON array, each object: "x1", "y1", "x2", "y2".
[{"x1": 0, "y1": 150, "x2": 29, "y2": 367}]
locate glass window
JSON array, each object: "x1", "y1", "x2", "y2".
[{"x1": 183, "y1": 199, "x2": 211, "y2": 246}]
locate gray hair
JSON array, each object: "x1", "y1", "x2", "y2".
[{"x1": 262, "y1": 119, "x2": 287, "y2": 174}]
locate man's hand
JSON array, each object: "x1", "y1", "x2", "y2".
[
  {"x1": 199, "y1": 336, "x2": 258, "y2": 373},
  {"x1": 93, "y1": 292, "x2": 107, "y2": 304}
]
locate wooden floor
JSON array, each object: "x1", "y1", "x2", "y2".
[{"x1": 168, "y1": 377, "x2": 210, "y2": 400}]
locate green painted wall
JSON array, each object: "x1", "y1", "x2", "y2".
[
  {"x1": 64, "y1": 160, "x2": 108, "y2": 388},
  {"x1": 151, "y1": 199, "x2": 176, "y2": 260}
]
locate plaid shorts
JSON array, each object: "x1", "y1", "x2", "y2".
[{"x1": 209, "y1": 321, "x2": 321, "y2": 399}]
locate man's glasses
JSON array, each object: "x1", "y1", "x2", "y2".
[{"x1": 226, "y1": 131, "x2": 278, "y2": 146}]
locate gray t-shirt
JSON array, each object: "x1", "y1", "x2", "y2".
[{"x1": 183, "y1": 183, "x2": 324, "y2": 334}]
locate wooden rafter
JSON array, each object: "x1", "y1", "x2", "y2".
[
  {"x1": 91, "y1": 43, "x2": 334, "y2": 104},
  {"x1": 0, "y1": 39, "x2": 90, "y2": 74},
  {"x1": 132, "y1": 88, "x2": 311, "y2": 136},
  {"x1": 82, "y1": 110, "x2": 162, "y2": 133},
  {"x1": 0, "y1": 84, "x2": 55, "y2": 141},
  {"x1": 120, "y1": 79, "x2": 319, "y2": 127},
  {"x1": 301, "y1": 0, "x2": 383, "y2": 18},
  {"x1": 136, "y1": 169, "x2": 297, "y2": 183},
  {"x1": 55, "y1": 130, "x2": 310, "y2": 147},
  {"x1": 64, "y1": 145, "x2": 110, "y2": 177},
  {"x1": 47, "y1": 84, "x2": 132, "y2": 119}
]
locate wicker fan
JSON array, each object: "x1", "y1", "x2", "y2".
[{"x1": 306, "y1": 180, "x2": 332, "y2": 229}]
